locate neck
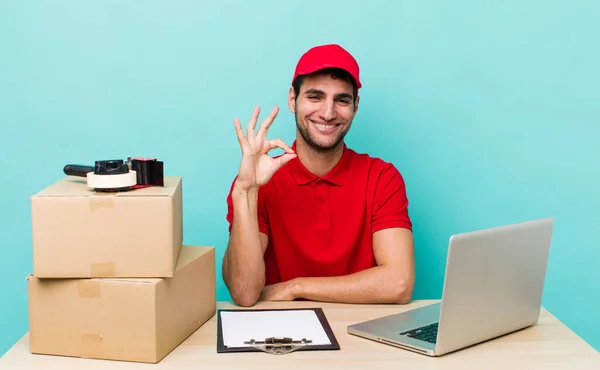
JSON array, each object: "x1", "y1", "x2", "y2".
[{"x1": 295, "y1": 137, "x2": 345, "y2": 177}]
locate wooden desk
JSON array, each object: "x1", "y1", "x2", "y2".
[{"x1": 1, "y1": 300, "x2": 598, "y2": 369}]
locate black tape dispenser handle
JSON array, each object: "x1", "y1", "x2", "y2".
[{"x1": 63, "y1": 165, "x2": 94, "y2": 177}]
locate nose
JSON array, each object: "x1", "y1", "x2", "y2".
[{"x1": 319, "y1": 99, "x2": 337, "y2": 122}]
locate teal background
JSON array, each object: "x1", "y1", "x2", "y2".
[{"x1": 1, "y1": 0, "x2": 599, "y2": 357}]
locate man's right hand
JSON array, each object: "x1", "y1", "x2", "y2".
[{"x1": 233, "y1": 105, "x2": 297, "y2": 191}]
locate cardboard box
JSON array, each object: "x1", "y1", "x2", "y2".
[
  {"x1": 28, "y1": 246, "x2": 216, "y2": 364},
  {"x1": 31, "y1": 176, "x2": 183, "y2": 278}
]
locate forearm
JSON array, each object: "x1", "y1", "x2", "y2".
[
  {"x1": 223, "y1": 186, "x2": 265, "y2": 306},
  {"x1": 292, "y1": 265, "x2": 414, "y2": 304}
]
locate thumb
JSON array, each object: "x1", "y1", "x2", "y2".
[{"x1": 272, "y1": 153, "x2": 297, "y2": 171}]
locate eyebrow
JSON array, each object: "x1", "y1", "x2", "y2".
[
  {"x1": 335, "y1": 93, "x2": 354, "y2": 101},
  {"x1": 304, "y1": 88, "x2": 325, "y2": 96},
  {"x1": 304, "y1": 89, "x2": 353, "y2": 100}
]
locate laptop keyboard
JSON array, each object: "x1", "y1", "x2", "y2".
[{"x1": 400, "y1": 322, "x2": 438, "y2": 344}]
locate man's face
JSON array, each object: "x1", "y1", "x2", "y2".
[{"x1": 289, "y1": 73, "x2": 359, "y2": 152}]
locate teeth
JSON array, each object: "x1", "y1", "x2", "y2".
[{"x1": 316, "y1": 123, "x2": 336, "y2": 130}]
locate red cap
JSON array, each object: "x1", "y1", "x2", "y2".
[{"x1": 292, "y1": 44, "x2": 361, "y2": 89}]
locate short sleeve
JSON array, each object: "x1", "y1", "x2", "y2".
[
  {"x1": 226, "y1": 176, "x2": 270, "y2": 236},
  {"x1": 371, "y1": 164, "x2": 412, "y2": 233}
]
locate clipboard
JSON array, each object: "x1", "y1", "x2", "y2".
[{"x1": 217, "y1": 307, "x2": 340, "y2": 354}]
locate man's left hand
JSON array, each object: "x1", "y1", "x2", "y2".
[{"x1": 259, "y1": 279, "x2": 300, "y2": 301}]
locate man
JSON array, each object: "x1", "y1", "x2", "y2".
[{"x1": 223, "y1": 44, "x2": 414, "y2": 307}]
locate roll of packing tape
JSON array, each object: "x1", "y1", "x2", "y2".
[{"x1": 86, "y1": 171, "x2": 137, "y2": 191}]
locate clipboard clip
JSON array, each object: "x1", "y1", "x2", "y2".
[{"x1": 243, "y1": 337, "x2": 312, "y2": 355}]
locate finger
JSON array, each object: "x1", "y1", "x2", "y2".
[
  {"x1": 246, "y1": 106, "x2": 260, "y2": 139},
  {"x1": 272, "y1": 153, "x2": 297, "y2": 171},
  {"x1": 233, "y1": 118, "x2": 246, "y2": 145},
  {"x1": 267, "y1": 138, "x2": 295, "y2": 154},
  {"x1": 257, "y1": 105, "x2": 279, "y2": 139}
]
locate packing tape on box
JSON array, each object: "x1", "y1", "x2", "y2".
[
  {"x1": 90, "y1": 262, "x2": 116, "y2": 277},
  {"x1": 80, "y1": 333, "x2": 104, "y2": 359},
  {"x1": 77, "y1": 280, "x2": 101, "y2": 298},
  {"x1": 89, "y1": 194, "x2": 116, "y2": 212}
]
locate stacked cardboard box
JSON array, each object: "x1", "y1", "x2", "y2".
[{"x1": 27, "y1": 175, "x2": 216, "y2": 363}]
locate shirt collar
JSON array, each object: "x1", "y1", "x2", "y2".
[{"x1": 288, "y1": 141, "x2": 353, "y2": 186}]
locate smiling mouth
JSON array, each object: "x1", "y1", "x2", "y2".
[{"x1": 311, "y1": 121, "x2": 341, "y2": 134}]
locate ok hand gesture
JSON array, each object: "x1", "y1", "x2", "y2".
[{"x1": 233, "y1": 105, "x2": 297, "y2": 191}]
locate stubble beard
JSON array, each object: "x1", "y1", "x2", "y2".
[{"x1": 295, "y1": 112, "x2": 350, "y2": 153}]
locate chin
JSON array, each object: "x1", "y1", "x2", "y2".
[{"x1": 308, "y1": 138, "x2": 344, "y2": 152}]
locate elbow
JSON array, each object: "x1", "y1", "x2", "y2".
[
  {"x1": 395, "y1": 292, "x2": 412, "y2": 305},
  {"x1": 231, "y1": 291, "x2": 260, "y2": 307},
  {"x1": 222, "y1": 263, "x2": 265, "y2": 307},
  {"x1": 392, "y1": 278, "x2": 414, "y2": 305},
  {"x1": 227, "y1": 277, "x2": 264, "y2": 307}
]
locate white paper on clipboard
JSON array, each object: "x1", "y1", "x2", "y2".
[{"x1": 220, "y1": 309, "x2": 333, "y2": 348}]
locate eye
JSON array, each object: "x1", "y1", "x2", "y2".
[
  {"x1": 308, "y1": 95, "x2": 320, "y2": 100},
  {"x1": 338, "y1": 99, "x2": 351, "y2": 105}
]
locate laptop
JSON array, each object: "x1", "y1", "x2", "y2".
[{"x1": 347, "y1": 217, "x2": 554, "y2": 356}]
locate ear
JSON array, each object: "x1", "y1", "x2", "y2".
[
  {"x1": 288, "y1": 87, "x2": 296, "y2": 114},
  {"x1": 353, "y1": 95, "x2": 360, "y2": 114}
]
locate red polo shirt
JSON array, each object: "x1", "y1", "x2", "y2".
[{"x1": 226, "y1": 143, "x2": 412, "y2": 285}]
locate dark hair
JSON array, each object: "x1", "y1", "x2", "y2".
[{"x1": 293, "y1": 67, "x2": 358, "y2": 104}]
